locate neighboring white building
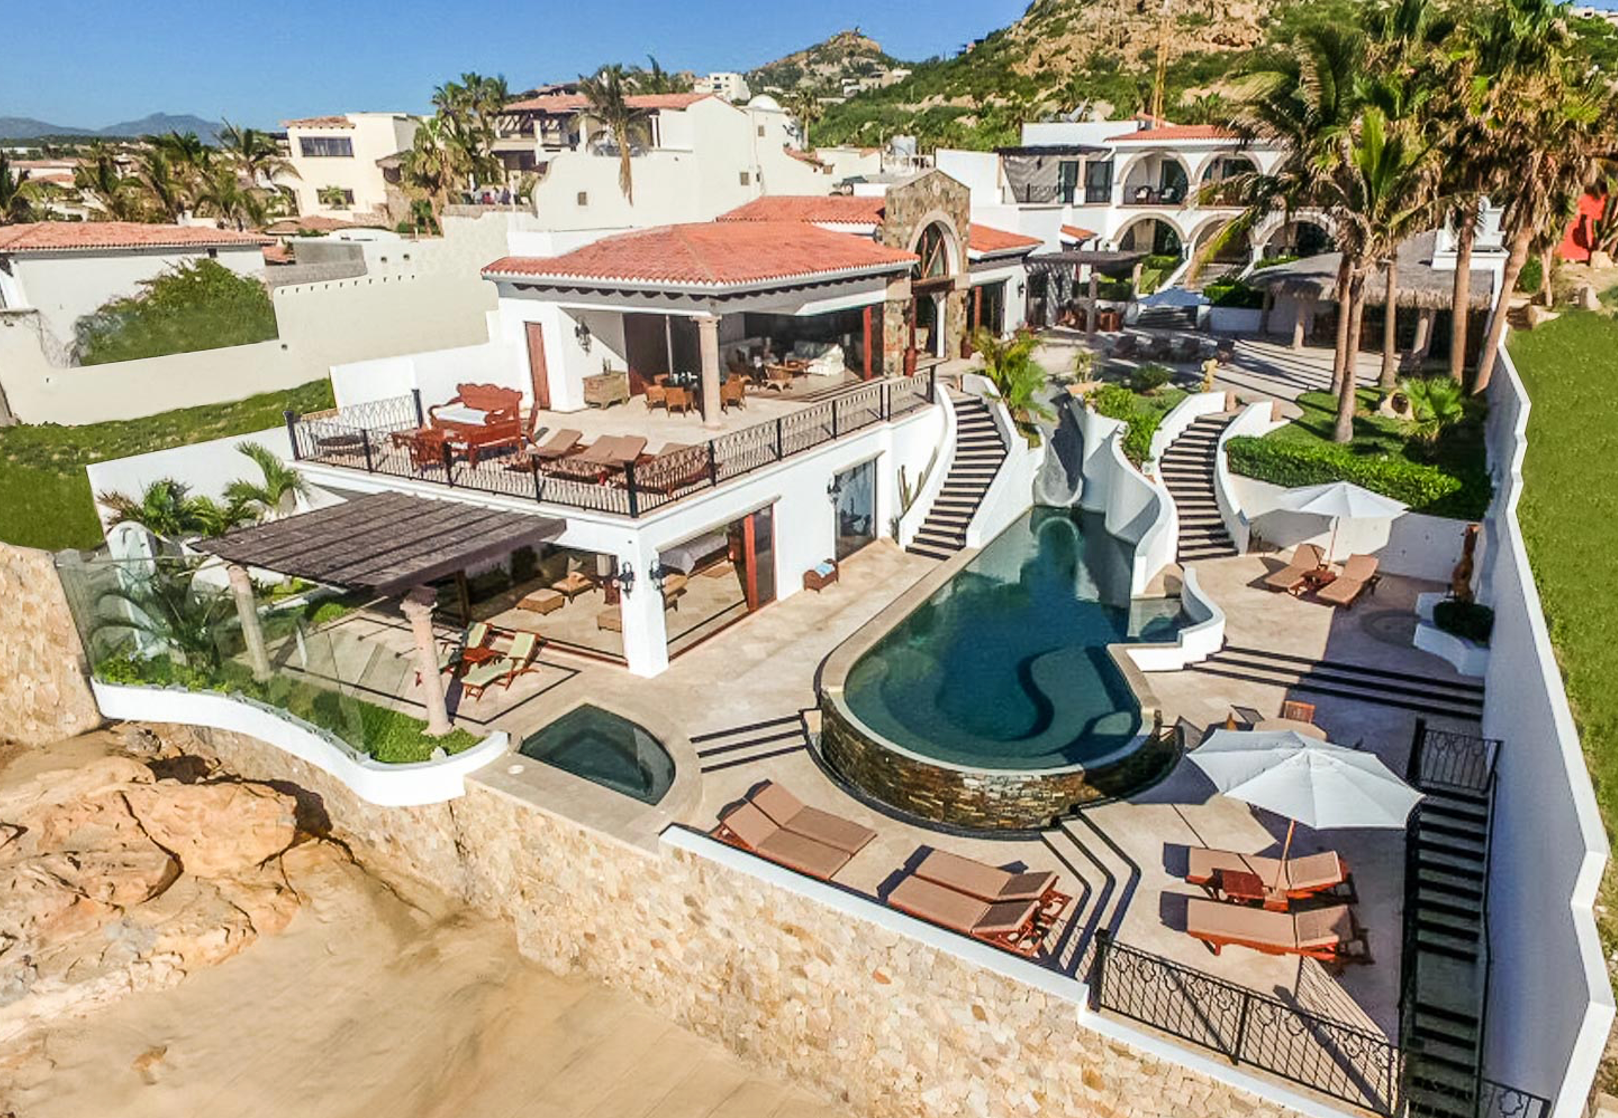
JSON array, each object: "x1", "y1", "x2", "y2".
[
  {"x1": 489, "y1": 92, "x2": 882, "y2": 232},
  {"x1": 281, "y1": 113, "x2": 421, "y2": 224},
  {"x1": 0, "y1": 221, "x2": 270, "y2": 352},
  {"x1": 694, "y1": 72, "x2": 751, "y2": 101}
]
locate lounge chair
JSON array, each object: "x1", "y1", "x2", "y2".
[
  {"x1": 714, "y1": 802, "x2": 852, "y2": 880},
  {"x1": 459, "y1": 632, "x2": 540, "y2": 699},
  {"x1": 1185, "y1": 848, "x2": 1353, "y2": 903},
  {"x1": 530, "y1": 428, "x2": 582, "y2": 461},
  {"x1": 417, "y1": 621, "x2": 490, "y2": 685},
  {"x1": 914, "y1": 849, "x2": 1070, "y2": 921},
  {"x1": 1263, "y1": 543, "x2": 1327, "y2": 594},
  {"x1": 1316, "y1": 554, "x2": 1381, "y2": 608},
  {"x1": 631, "y1": 443, "x2": 709, "y2": 495},
  {"x1": 887, "y1": 876, "x2": 1043, "y2": 956},
  {"x1": 1185, "y1": 897, "x2": 1369, "y2": 965},
  {"x1": 750, "y1": 781, "x2": 877, "y2": 856}
]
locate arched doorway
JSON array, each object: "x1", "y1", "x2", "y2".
[
  {"x1": 1260, "y1": 217, "x2": 1332, "y2": 260},
  {"x1": 1189, "y1": 217, "x2": 1250, "y2": 267},
  {"x1": 1118, "y1": 152, "x2": 1192, "y2": 206},
  {"x1": 909, "y1": 220, "x2": 959, "y2": 363},
  {"x1": 1199, "y1": 154, "x2": 1257, "y2": 206},
  {"x1": 1116, "y1": 216, "x2": 1183, "y2": 258}
]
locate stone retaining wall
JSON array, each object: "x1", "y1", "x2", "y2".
[
  {"x1": 0, "y1": 543, "x2": 101, "y2": 745},
  {"x1": 171, "y1": 721, "x2": 1315, "y2": 1118}
]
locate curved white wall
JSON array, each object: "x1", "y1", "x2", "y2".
[
  {"x1": 91, "y1": 681, "x2": 508, "y2": 807},
  {"x1": 960, "y1": 374, "x2": 1044, "y2": 549},
  {"x1": 1212, "y1": 400, "x2": 1284, "y2": 553},
  {"x1": 1123, "y1": 565, "x2": 1226, "y2": 672},
  {"x1": 898, "y1": 389, "x2": 957, "y2": 548}
]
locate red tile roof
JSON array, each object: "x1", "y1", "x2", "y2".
[
  {"x1": 282, "y1": 115, "x2": 355, "y2": 129},
  {"x1": 0, "y1": 222, "x2": 273, "y2": 253},
  {"x1": 262, "y1": 244, "x2": 294, "y2": 265},
  {"x1": 1105, "y1": 124, "x2": 1238, "y2": 143},
  {"x1": 1061, "y1": 224, "x2": 1098, "y2": 241},
  {"x1": 265, "y1": 215, "x2": 358, "y2": 234},
  {"x1": 483, "y1": 221, "x2": 916, "y2": 289},
  {"x1": 717, "y1": 194, "x2": 885, "y2": 225},
  {"x1": 968, "y1": 223, "x2": 1042, "y2": 255},
  {"x1": 503, "y1": 92, "x2": 713, "y2": 114}
]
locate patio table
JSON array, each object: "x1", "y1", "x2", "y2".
[
  {"x1": 459, "y1": 646, "x2": 501, "y2": 668},
  {"x1": 1215, "y1": 868, "x2": 1289, "y2": 912}
]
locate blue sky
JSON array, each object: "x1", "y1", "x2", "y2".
[{"x1": 2, "y1": 0, "x2": 1029, "y2": 129}]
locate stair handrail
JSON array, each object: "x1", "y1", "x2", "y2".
[{"x1": 895, "y1": 387, "x2": 958, "y2": 549}]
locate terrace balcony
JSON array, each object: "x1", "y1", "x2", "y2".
[{"x1": 284, "y1": 371, "x2": 937, "y2": 521}]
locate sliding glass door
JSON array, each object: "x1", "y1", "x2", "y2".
[{"x1": 834, "y1": 460, "x2": 877, "y2": 561}]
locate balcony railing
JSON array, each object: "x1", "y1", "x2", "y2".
[
  {"x1": 1009, "y1": 184, "x2": 1112, "y2": 205},
  {"x1": 285, "y1": 370, "x2": 936, "y2": 520}
]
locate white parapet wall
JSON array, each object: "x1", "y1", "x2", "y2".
[
  {"x1": 1122, "y1": 565, "x2": 1226, "y2": 672},
  {"x1": 896, "y1": 387, "x2": 957, "y2": 549},
  {"x1": 1071, "y1": 402, "x2": 1177, "y2": 595},
  {"x1": 959, "y1": 373, "x2": 1043, "y2": 549},
  {"x1": 91, "y1": 681, "x2": 508, "y2": 807},
  {"x1": 1213, "y1": 399, "x2": 1286, "y2": 553},
  {"x1": 1476, "y1": 343, "x2": 1613, "y2": 1115}
]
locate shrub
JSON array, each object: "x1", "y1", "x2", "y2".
[
  {"x1": 74, "y1": 259, "x2": 278, "y2": 365},
  {"x1": 1088, "y1": 384, "x2": 1184, "y2": 465},
  {"x1": 1129, "y1": 363, "x2": 1174, "y2": 393},
  {"x1": 1252, "y1": 254, "x2": 1300, "y2": 271},
  {"x1": 1433, "y1": 599, "x2": 1494, "y2": 645},
  {"x1": 1400, "y1": 375, "x2": 1466, "y2": 444},
  {"x1": 1224, "y1": 435, "x2": 1491, "y2": 517},
  {"x1": 1518, "y1": 254, "x2": 1543, "y2": 296},
  {"x1": 1204, "y1": 279, "x2": 1266, "y2": 308}
]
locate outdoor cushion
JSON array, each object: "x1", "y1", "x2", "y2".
[
  {"x1": 459, "y1": 660, "x2": 506, "y2": 691},
  {"x1": 717, "y1": 803, "x2": 851, "y2": 880},
  {"x1": 915, "y1": 849, "x2": 1057, "y2": 904},
  {"x1": 813, "y1": 561, "x2": 836, "y2": 577},
  {"x1": 1294, "y1": 904, "x2": 1357, "y2": 950},
  {"x1": 1186, "y1": 847, "x2": 1347, "y2": 894},
  {"x1": 751, "y1": 782, "x2": 876, "y2": 855},
  {"x1": 434, "y1": 405, "x2": 490, "y2": 426},
  {"x1": 888, "y1": 876, "x2": 1037, "y2": 938}
]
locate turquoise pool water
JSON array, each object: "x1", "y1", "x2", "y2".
[
  {"x1": 519, "y1": 706, "x2": 674, "y2": 804},
  {"x1": 842, "y1": 507, "x2": 1186, "y2": 771}
]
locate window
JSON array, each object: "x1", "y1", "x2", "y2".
[
  {"x1": 1084, "y1": 160, "x2": 1113, "y2": 204},
  {"x1": 913, "y1": 223, "x2": 952, "y2": 281},
  {"x1": 738, "y1": 171, "x2": 751, "y2": 186},
  {"x1": 298, "y1": 136, "x2": 354, "y2": 158},
  {"x1": 316, "y1": 186, "x2": 354, "y2": 208},
  {"x1": 1058, "y1": 161, "x2": 1080, "y2": 204},
  {"x1": 576, "y1": 191, "x2": 589, "y2": 206}
]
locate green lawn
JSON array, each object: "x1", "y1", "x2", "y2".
[
  {"x1": 0, "y1": 380, "x2": 334, "y2": 552},
  {"x1": 1228, "y1": 387, "x2": 1492, "y2": 519},
  {"x1": 1507, "y1": 312, "x2": 1618, "y2": 948}
]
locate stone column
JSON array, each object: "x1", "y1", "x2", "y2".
[
  {"x1": 695, "y1": 313, "x2": 722, "y2": 430},
  {"x1": 226, "y1": 563, "x2": 271, "y2": 682},
  {"x1": 614, "y1": 547, "x2": 670, "y2": 678},
  {"x1": 1291, "y1": 295, "x2": 1313, "y2": 351},
  {"x1": 1087, "y1": 268, "x2": 1099, "y2": 337},
  {"x1": 1411, "y1": 307, "x2": 1435, "y2": 361},
  {"x1": 402, "y1": 586, "x2": 453, "y2": 737}
]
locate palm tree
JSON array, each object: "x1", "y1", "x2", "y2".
[
  {"x1": 74, "y1": 143, "x2": 146, "y2": 221},
  {"x1": 400, "y1": 115, "x2": 460, "y2": 220},
  {"x1": 431, "y1": 72, "x2": 508, "y2": 188},
  {"x1": 91, "y1": 561, "x2": 235, "y2": 673},
  {"x1": 580, "y1": 65, "x2": 647, "y2": 202},
  {"x1": 972, "y1": 328, "x2": 1055, "y2": 446},
  {"x1": 1400, "y1": 374, "x2": 1466, "y2": 444},
  {"x1": 135, "y1": 147, "x2": 189, "y2": 221},
  {"x1": 97, "y1": 478, "x2": 251, "y2": 543},
  {"x1": 194, "y1": 162, "x2": 268, "y2": 230},
  {"x1": 632, "y1": 56, "x2": 691, "y2": 94},
  {"x1": 223, "y1": 441, "x2": 309, "y2": 520},
  {"x1": 0, "y1": 152, "x2": 46, "y2": 222},
  {"x1": 785, "y1": 88, "x2": 825, "y2": 150},
  {"x1": 219, "y1": 120, "x2": 298, "y2": 187}
]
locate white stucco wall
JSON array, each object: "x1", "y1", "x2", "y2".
[
  {"x1": 285, "y1": 113, "x2": 419, "y2": 219},
  {"x1": 8, "y1": 243, "x2": 265, "y2": 351},
  {"x1": 1476, "y1": 344, "x2": 1613, "y2": 1115}
]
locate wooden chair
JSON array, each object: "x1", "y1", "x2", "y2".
[
  {"x1": 1280, "y1": 700, "x2": 1317, "y2": 723},
  {"x1": 664, "y1": 386, "x2": 696, "y2": 415},
  {"x1": 643, "y1": 376, "x2": 669, "y2": 412},
  {"x1": 1316, "y1": 554, "x2": 1381, "y2": 608},
  {"x1": 887, "y1": 876, "x2": 1043, "y2": 957},
  {"x1": 429, "y1": 383, "x2": 524, "y2": 464},
  {"x1": 1263, "y1": 543, "x2": 1327, "y2": 594},
  {"x1": 914, "y1": 849, "x2": 1070, "y2": 923},
  {"x1": 720, "y1": 378, "x2": 747, "y2": 411}
]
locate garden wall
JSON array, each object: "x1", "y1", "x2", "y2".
[
  {"x1": 0, "y1": 542, "x2": 101, "y2": 745},
  {"x1": 1477, "y1": 345, "x2": 1613, "y2": 1116},
  {"x1": 167, "y1": 721, "x2": 1338, "y2": 1118}
]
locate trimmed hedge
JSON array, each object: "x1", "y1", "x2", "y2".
[
  {"x1": 1434, "y1": 599, "x2": 1494, "y2": 645},
  {"x1": 1090, "y1": 384, "x2": 1185, "y2": 465},
  {"x1": 1225, "y1": 435, "x2": 1491, "y2": 518}
]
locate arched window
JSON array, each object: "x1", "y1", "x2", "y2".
[{"x1": 914, "y1": 222, "x2": 951, "y2": 281}]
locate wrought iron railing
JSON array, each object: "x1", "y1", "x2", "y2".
[
  {"x1": 286, "y1": 370, "x2": 936, "y2": 519},
  {"x1": 1407, "y1": 722, "x2": 1499, "y2": 795},
  {"x1": 1091, "y1": 931, "x2": 1400, "y2": 1113}
]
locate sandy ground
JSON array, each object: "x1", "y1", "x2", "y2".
[{"x1": 3, "y1": 802, "x2": 840, "y2": 1118}]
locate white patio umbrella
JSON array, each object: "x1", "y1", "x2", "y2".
[
  {"x1": 1272, "y1": 481, "x2": 1407, "y2": 560},
  {"x1": 1189, "y1": 729, "x2": 1423, "y2": 889}
]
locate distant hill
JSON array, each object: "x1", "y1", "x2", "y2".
[
  {"x1": 746, "y1": 29, "x2": 908, "y2": 94},
  {"x1": 0, "y1": 113, "x2": 226, "y2": 144}
]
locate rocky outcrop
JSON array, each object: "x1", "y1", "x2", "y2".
[
  {"x1": 0, "y1": 734, "x2": 311, "y2": 1043},
  {"x1": 0, "y1": 543, "x2": 101, "y2": 746}
]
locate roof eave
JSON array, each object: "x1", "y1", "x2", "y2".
[{"x1": 482, "y1": 260, "x2": 913, "y2": 296}]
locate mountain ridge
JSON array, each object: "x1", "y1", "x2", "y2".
[{"x1": 0, "y1": 113, "x2": 226, "y2": 144}]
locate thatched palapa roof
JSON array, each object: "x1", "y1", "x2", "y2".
[{"x1": 1246, "y1": 231, "x2": 1495, "y2": 311}]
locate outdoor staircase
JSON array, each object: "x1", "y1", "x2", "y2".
[
  {"x1": 906, "y1": 393, "x2": 1007, "y2": 562},
  {"x1": 691, "y1": 713, "x2": 811, "y2": 775},
  {"x1": 1400, "y1": 723, "x2": 1499, "y2": 1118},
  {"x1": 1158, "y1": 414, "x2": 1238, "y2": 562},
  {"x1": 1187, "y1": 646, "x2": 1486, "y2": 721},
  {"x1": 1134, "y1": 304, "x2": 1198, "y2": 330}
]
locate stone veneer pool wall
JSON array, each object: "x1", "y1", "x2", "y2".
[
  {"x1": 154, "y1": 720, "x2": 1322, "y2": 1118},
  {"x1": 817, "y1": 695, "x2": 1178, "y2": 831}
]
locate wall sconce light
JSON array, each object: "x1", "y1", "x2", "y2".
[
  {"x1": 648, "y1": 561, "x2": 672, "y2": 593},
  {"x1": 826, "y1": 477, "x2": 845, "y2": 504},
  {"x1": 575, "y1": 319, "x2": 592, "y2": 352},
  {"x1": 1016, "y1": 282, "x2": 1026, "y2": 297},
  {"x1": 612, "y1": 559, "x2": 635, "y2": 597}
]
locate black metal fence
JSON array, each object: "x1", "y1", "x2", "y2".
[
  {"x1": 1091, "y1": 931, "x2": 1401, "y2": 1113},
  {"x1": 286, "y1": 370, "x2": 936, "y2": 519},
  {"x1": 1407, "y1": 722, "x2": 1499, "y2": 795}
]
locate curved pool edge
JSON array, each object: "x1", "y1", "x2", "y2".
[{"x1": 813, "y1": 537, "x2": 1181, "y2": 832}]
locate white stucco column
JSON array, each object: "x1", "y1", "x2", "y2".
[
  {"x1": 402, "y1": 586, "x2": 453, "y2": 737},
  {"x1": 226, "y1": 563, "x2": 271, "y2": 682},
  {"x1": 614, "y1": 544, "x2": 670, "y2": 678},
  {"x1": 696, "y1": 313, "x2": 722, "y2": 430},
  {"x1": 1411, "y1": 307, "x2": 1435, "y2": 360},
  {"x1": 1086, "y1": 269, "x2": 1099, "y2": 337}
]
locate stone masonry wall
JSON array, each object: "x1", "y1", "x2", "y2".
[
  {"x1": 174, "y1": 722, "x2": 1315, "y2": 1118},
  {"x1": 879, "y1": 171, "x2": 973, "y2": 376},
  {"x1": 0, "y1": 543, "x2": 101, "y2": 745}
]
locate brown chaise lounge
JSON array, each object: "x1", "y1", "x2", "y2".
[
  {"x1": 1316, "y1": 554, "x2": 1381, "y2": 608},
  {"x1": 1185, "y1": 897, "x2": 1370, "y2": 965},
  {"x1": 1185, "y1": 848, "x2": 1353, "y2": 902},
  {"x1": 915, "y1": 849, "x2": 1071, "y2": 920},
  {"x1": 531, "y1": 428, "x2": 583, "y2": 460},
  {"x1": 713, "y1": 802, "x2": 852, "y2": 881},
  {"x1": 1264, "y1": 543, "x2": 1327, "y2": 594},
  {"x1": 750, "y1": 782, "x2": 877, "y2": 856},
  {"x1": 888, "y1": 876, "x2": 1043, "y2": 956}
]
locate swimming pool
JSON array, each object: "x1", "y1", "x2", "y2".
[
  {"x1": 821, "y1": 507, "x2": 1186, "y2": 828},
  {"x1": 519, "y1": 705, "x2": 675, "y2": 805}
]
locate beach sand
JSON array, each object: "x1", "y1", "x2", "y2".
[{"x1": 5, "y1": 835, "x2": 842, "y2": 1118}]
